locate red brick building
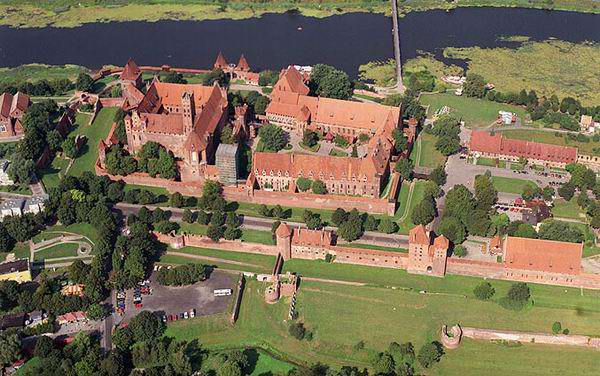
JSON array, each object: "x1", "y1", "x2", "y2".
[
  {"x1": 214, "y1": 52, "x2": 259, "y2": 86},
  {"x1": 124, "y1": 80, "x2": 228, "y2": 180},
  {"x1": 407, "y1": 225, "x2": 449, "y2": 277},
  {"x1": 469, "y1": 130, "x2": 577, "y2": 168},
  {"x1": 120, "y1": 58, "x2": 143, "y2": 88},
  {"x1": 0, "y1": 92, "x2": 30, "y2": 139}
]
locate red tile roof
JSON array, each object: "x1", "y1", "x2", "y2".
[
  {"x1": 292, "y1": 228, "x2": 332, "y2": 247},
  {"x1": 252, "y1": 152, "x2": 382, "y2": 183},
  {"x1": 237, "y1": 54, "x2": 250, "y2": 71},
  {"x1": 271, "y1": 66, "x2": 310, "y2": 99},
  {"x1": 504, "y1": 236, "x2": 582, "y2": 275},
  {"x1": 409, "y1": 225, "x2": 430, "y2": 245},
  {"x1": 276, "y1": 222, "x2": 292, "y2": 238},
  {"x1": 469, "y1": 130, "x2": 577, "y2": 164},
  {"x1": 214, "y1": 51, "x2": 228, "y2": 69},
  {"x1": 433, "y1": 235, "x2": 450, "y2": 250},
  {"x1": 121, "y1": 58, "x2": 141, "y2": 81},
  {"x1": 0, "y1": 92, "x2": 29, "y2": 119}
]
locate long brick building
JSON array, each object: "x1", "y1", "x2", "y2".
[
  {"x1": 468, "y1": 130, "x2": 578, "y2": 168},
  {"x1": 123, "y1": 80, "x2": 228, "y2": 180}
]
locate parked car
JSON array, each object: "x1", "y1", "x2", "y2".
[
  {"x1": 183, "y1": 311, "x2": 189, "y2": 319},
  {"x1": 190, "y1": 309, "x2": 196, "y2": 318}
]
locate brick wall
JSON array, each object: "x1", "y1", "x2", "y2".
[
  {"x1": 461, "y1": 327, "x2": 600, "y2": 348},
  {"x1": 154, "y1": 232, "x2": 278, "y2": 256}
]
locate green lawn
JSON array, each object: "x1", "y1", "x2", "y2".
[
  {"x1": 33, "y1": 223, "x2": 99, "y2": 245},
  {"x1": 166, "y1": 272, "x2": 600, "y2": 374},
  {"x1": 34, "y1": 243, "x2": 80, "y2": 261},
  {"x1": 68, "y1": 107, "x2": 118, "y2": 176},
  {"x1": 160, "y1": 246, "x2": 275, "y2": 274},
  {"x1": 396, "y1": 180, "x2": 427, "y2": 234},
  {"x1": 0, "y1": 185, "x2": 32, "y2": 195},
  {"x1": 337, "y1": 242, "x2": 407, "y2": 253},
  {"x1": 476, "y1": 156, "x2": 506, "y2": 168},
  {"x1": 179, "y1": 223, "x2": 274, "y2": 246},
  {"x1": 420, "y1": 93, "x2": 529, "y2": 128},
  {"x1": 249, "y1": 350, "x2": 295, "y2": 376},
  {"x1": 11, "y1": 242, "x2": 30, "y2": 260},
  {"x1": 329, "y1": 148, "x2": 348, "y2": 157},
  {"x1": 552, "y1": 198, "x2": 587, "y2": 220},
  {"x1": 485, "y1": 176, "x2": 537, "y2": 194},
  {"x1": 0, "y1": 64, "x2": 89, "y2": 85},
  {"x1": 412, "y1": 132, "x2": 446, "y2": 168},
  {"x1": 39, "y1": 156, "x2": 70, "y2": 189},
  {"x1": 501, "y1": 129, "x2": 598, "y2": 155}
]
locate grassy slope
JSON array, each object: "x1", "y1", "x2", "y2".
[
  {"x1": 1, "y1": 1, "x2": 599, "y2": 28},
  {"x1": 420, "y1": 93, "x2": 529, "y2": 128},
  {"x1": 33, "y1": 243, "x2": 80, "y2": 260},
  {"x1": 68, "y1": 107, "x2": 118, "y2": 176},
  {"x1": 500, "y1": 129, "x2": 598, "y2": 155},
  {"x1": 415, "y1": 132, "x2": 446, "y2": 168},
  {"x1": 551, "y1": 198, "x2": 586, "y2": 220},
  {"x1": 160, "y1": 246, "x2": 276, "y2": 274},
  {"x1": 0, "y1": 64, "x2": 89, "y2": 84},
  {"x1": 33, "y1": 223, "x2": 99, "y2": 244}
]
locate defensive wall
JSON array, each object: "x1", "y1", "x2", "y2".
[
  {"x1": 461, "y1": 327, "x2": 600, "y2": 349},
  {"x1": 155, "y1": 229, "x2": 600, "y2": 290},
  {"x1": 92, "y1": 65, "x2": 211, "y2": 81}
]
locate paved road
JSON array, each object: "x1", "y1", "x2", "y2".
[{"x1": 115, "y1": 202, "x2": 409, "y2": 248}]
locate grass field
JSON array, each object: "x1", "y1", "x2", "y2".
[
  {"x1": 165, "y1": 270, "x2": 600, "y2": 374},
  {"x1": 0, "y1": 64, "x2": 88, "y2": 84},
  {"x1": 396, "y1": 181, "x2": 426, "y2": 234},
  {"x1": 11, "y1": 242, "x2": 30, "y2": 260},
  {"x1": 485, "y1": 175, "x2": 537, "y2": 194},
  {"x1": 33, "y1": 223, "x2": 99, "y2": 245},
  {"x1": 39, "y1": 156, "x2": 70, "y2": 189},
  {"x1": 420, "y1": 93, "x2": 529, "y2": 128},
  {"x1": 33, "y1": 243, "x2": 80, "y2": 261},
  {"x1": 249, "y1": 350, "x2": 295, "y2": 376},
  {"x1": 68, "y1": 107, "x2": 118, "y2": 176},
  {"x1": 178, "y1": 222, "x2": 274, "y2": 245},
  {"x1": 476, "y1": 156, "x2": 506, "y2": 168},
  {"x1": 500, "y1": 129, "x2": 598, "y2": 155},
  {"x1": 160, "y1": 246, "x2": 275, "y2": 274},
  {"x1": 2, "y1": 1, "x2": 599, "y2": 28},
  {"x1": 551, "y1": 198, "x2": 587, "y2": 220},
  {"x1": 444, "y1": 40, "x2": 600, "y2": 106},
  {"x1": 412, "y1": 132, "x2": 446, "y2": 168}
]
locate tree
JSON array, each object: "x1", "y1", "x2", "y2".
[
  {"x1": 87, "y1": 303, "x2": 110, "y2": 320},
  {"x1": 552, "y1": 321, "x2": 562, "y2": 334},
  {"x1": 513, "y1": 223, "x2": 538, "y2": 238},
  {"x1": 34, "y1": 335, "x2": 55, "y2": 358},
  {"x1": 7, "y1": 153, "x2": 35, "y2": 184},
  {"x1": 417, "y1": 342, "x2": 443, "y2": 368},
  {"x1": 377, "y1": 217, "x2": 398, "y2": 234},
  {"x1": 68, "y1": 259, "x2": 91, "y2": 284},
  {"x1": 207, "y1": 224, "x2": 224, "y2": 242},
  {"x1": 558, "y1": 182, "x2": 575, "y2": 201},
  {"x1": 129, "y1": 311, "x2": 165, "y2": 343},
  {"x1": 163, "y1": 71, "x2": 187, "y2": 84},
  {"x1": 429, "y1": 165, "x2": 447, "y2": 186},
  {"x1": 372, "y1": 353, "x2": 395, "y2": 375},
  {"x1": 47, "y1": 129, "x2": 63, "y2": 152},
  {"x1": 0, "y1": 332, "x2": 20, "y2": 366},
  {"x1": 411, "y1": 199, "x2": 436, "y2": 225},
  {"x1": 259, "y1": 70, "x2": 279, "y2": 86},
  {"x1": 309, "y1": 64, "x2": 353, "y2": 100},
  {"x1": 435, "y1": 133, "x2": 461, "y2": 156},
  {"x1": 331, "y1": 208, "x2": 348, "y2": 227},
  {"x1": 351, "y1": 145, "x2": 358, "y2": 157},
  {"x1": 444, "y1": 185, "x2": 475, "y2": 225},
  {"x1": 289, "y1": 322, "x2": 306, "y2": 340},
  {"x1": 182, "y1": 209, "x2": 195, "y2": 223},
  {"x1": 258, "y1": 124, "x2": 286, "y2": 152},
  {"x1": 473, "y1": 282, "x2": 495, "y2": 300},
  {"x1": 154, "y1": 220, "x2": 179, "y2": 234},
  {"x1": 253, "y1": 95, "x2": 270, "y2": 115},
  {"x1": 453, "y1": 244, "x2": 467, "y2": 257},
  {"x1": 297, "y1": 177, "x2": 312, "y2": 192},
  {"x1": 0, "y1": 223, "x2": 15, "y2": 253},
  {"x1": 337, "y1": 210, "x2": 363, "y2": 241},
  {"x1": 218, "y1": 360, "x2": 242, "y2": 376},
  {"x1": 539, "y1": 220, "x2": 583, "y2": 243},
  {"x1": 463, "y1": 74, "x2": 486, "y2": 98},
  {"x1": 438, "y1": 216, "x2": 466, "y2": 244},
  {"x1": 312, "y1": 179, "x2": 327, "y2": 195},
  {"x1": 202, "y1": 68, "x2": 229, "y2": 86},
  {"x1": 223, "y1": 226, "x2": 242, "y2": 240},
  {"x1": 302, "y1": 130, "x2": 319, "y2": 148},
  {"x1": 522, "y1": 184, "x2": 542, "y2": 201},
  {"x1": 392, "y1": 128, "x2": 408, "y2": 153},
  {"x1": 75, "y1": 73, "x2": 93, "y2": 92},
  {"x1": 507, "y1": 282, "x2": 530, "y2": 303},
  {"x1": 394, "y1": 158, "x2": 413, "y2": 181},
  {"x1": 170, "y1": 192, "x2": 184, "y2": 208},
  {"x1": 220, "y1": 124, "x2": 236, "y2": 144},
  {"x1": 542, "y1": 186, "x2": 555, "y2": 201},
  {"x1": 474, "y1": 174, "x2": 498, "y2": 211}
]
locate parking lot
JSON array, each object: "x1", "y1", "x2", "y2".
[{"x1": 115, "y1": 270, "x2": 235, "y2": 324}]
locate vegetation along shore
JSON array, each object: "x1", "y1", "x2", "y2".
[{"x1": 0, "y1": 0, "x2": 599, "y2": 28}]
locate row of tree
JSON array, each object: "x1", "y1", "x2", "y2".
[{"x1": 157, "y1": 263, "x2": 208, "y2": 286}]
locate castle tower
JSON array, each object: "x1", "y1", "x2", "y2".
[
  {"x1": 407, "y1": 224, "x2": 431, "y2": 274},
  {"x1": 181, "y1": 91, "x2": 195, "y2": 135},
  {"x1": 275, "y1": 223, "x2": 292, "y2": 260},
  {"x1": 431, "y1": 235, "x2": 449, "y2": 277}
]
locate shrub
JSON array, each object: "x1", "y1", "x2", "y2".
[
  {"x1": 157, "y1": 264, "x2": 207, "y2": 286},
  {"x1": 552, "y1": 321, "x2": 562, "y2": 334},
  {"x1": 473, "y1": 282, "x2": 495, "y2": 300},
  {"x1": 289, "y1": 322, "x2": 306, "y2": 340},
  {"x1": 417, "y1": 342, "x2": 444, "y2": 368}
]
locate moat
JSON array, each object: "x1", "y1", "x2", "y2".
[{"x1": 0, "y1": 7, "x2": 598, "y2": 75}]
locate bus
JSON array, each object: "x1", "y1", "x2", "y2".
[{"x1": 213, "y1": 288, "x2": 233, "y2": 296}]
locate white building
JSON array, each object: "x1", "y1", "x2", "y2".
[{"x1": 0, "y1": 195, "x2": 46, "y2": 220}]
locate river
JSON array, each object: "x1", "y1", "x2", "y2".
[{"x1": 0, "y1": 7, "x2": 598, "y2": 75}]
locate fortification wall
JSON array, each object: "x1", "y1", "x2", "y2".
[
  {"x1": 446, "y1": 258, "x2": 505, "y2": 278},
  {"x1": 332, "y1": 246, "x2": 408, "y2": 269},
  {"x1": 154, "y1": 232, "x2": 278, "y2": 256},
  {"x1": 461, "y1": 327, "x2": 600, "y2": 348}
]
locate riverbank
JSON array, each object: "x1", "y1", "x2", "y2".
[{"x1": 1, "y1": 0, "x2": 599, "y2": 28}]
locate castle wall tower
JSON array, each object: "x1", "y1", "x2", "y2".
[
  {"x1": 275, "y1": 223, "x2": 292, "y2": 260},
  {"x1": 181, "y1": 91, "x2": 195, "y2": 135},
  {"x1": 407, "y1": 225, "x2": 431, "y2": 274},
  {"x1": 431, "y1": 235, "x2": 450, "y2": 277}
]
